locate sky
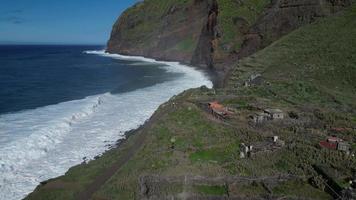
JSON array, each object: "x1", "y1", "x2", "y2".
[{"x1": 0, "y1": 0, "x2": 137, "y2": 45}]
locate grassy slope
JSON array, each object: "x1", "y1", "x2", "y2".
[
  {"x1": 114, "y1": 0, "x2": 270, "y2": 57},
  {"x1": 228, "y1": 4, "x2": 356, "y2": 108},
  {"x1": 93, "y1": 4, "x2": 356, "y2": 198},
  {"x1": 214, "y1": 0, "x2": 270, "y2": 60},
  {"x1": 217, "y1": 0, "x2": 270, "y2": 49},
  {"x1": 115, "y1": 0, "x2": 194, "y2": 50},
  {"x1": 26, "y1": 3, "x2": 356, "y2": 200}
]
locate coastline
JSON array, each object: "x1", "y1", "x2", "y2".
[
  {"x1": 26, "y1": 53, "x2": 213, "y2": 199},
  {"x1": 24, "y1": 3, "x2": 356, "y2": 199},
  {"x1": 104, "y1": 50, "x2": 223, "y2": 87},
  {"x1": 76, "y1": 93, "x2": 172, "y2": 200}
]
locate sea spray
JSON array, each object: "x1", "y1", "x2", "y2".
[{"x1": 0, "y1": 51, "x2": 212, "y2": 200}]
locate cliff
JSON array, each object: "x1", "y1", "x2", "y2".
[
  {"x1": 27, "y1": 2, "x2": 356, "y2": 200},
  {"x1": 107, "y1": 0, "x2": 217, "y2": 66},
  {"x1": 107, "y1": 0, "x2": 351, "y2": 73}
]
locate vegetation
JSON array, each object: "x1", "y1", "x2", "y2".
[
  {"x1": 173, "y1": 36, "x2": 197, "y2": 52},
  {"x1": 217, "y1": 0, "x2": 270, "y2": 51},
  {"x1": 117, "y1": 0, "x2": 194, "y2": 48},
  {"x1": 27, "y1": 2, "x2": 356, "y2": 200},
  {"x1": 272, "y1": 180, "x2": 333, "y2": 200},
  {"x1": 195, "y1": 185, "x2": 228, "y2": 196},
  {"x1": 228, "y1": 4, "x2": 356, "y2": 108}
]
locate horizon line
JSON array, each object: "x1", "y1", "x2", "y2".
[
  {"x1": 0, "y1": 41, "x2": 106, "y2": 46},
  {"x1": 0, "y1": 43, "x2": 106, "y2": 46}
]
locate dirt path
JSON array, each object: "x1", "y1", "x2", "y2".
[{"x1": 76, "y1": 104, "x2": 169, "y2": 200}]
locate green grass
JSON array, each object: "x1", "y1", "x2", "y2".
[
  {"x1": 272, "y1": 180, "x2": 333, "y2": 200},
  {"x1": 236, "y1": 182, "x2": 268, "y2": 196},
  {"x1": 173, "y1": 36, "x2": 197, "y2": 52},
  {"x1": 195, "y1": 185, "x2": 228, "y2": 196},
  {"x1": 217, "y1": 0, "x2": 270, "y2": 51},
  {"x1": 352, "y1": 143, "x2": 356, "y2": 151},
  {"x1": 26, "y1": 3, "x2": 356, "y2": 200},
  {"x1": 25, "y1": 190, "x2": 76, "y2": 200},
  {"x1": 228, "y1": 4, "x2": 356, "y2": 108},
  {"x1": 189, "y1": 149, "x2": 228, "y2": 163},
  {"x1": 116, "y1": 0, "x2": 194, "y2": 49}
]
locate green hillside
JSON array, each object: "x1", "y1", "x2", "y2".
[
  {"x1": 227, "y1": 4, "x2": 356, "y2": 108},
  {"x1": 26, "y1": 2, "x2": 356, "y2": 200},
  {"x1": 217, "y1": 0, "x2": 270, "y2": 51},
  {"x1": 113, "y1": 0, "x2": 195, "y2": 49}
]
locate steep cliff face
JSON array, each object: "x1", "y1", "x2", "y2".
[
  {"x1": 107, "y1": 0, "x2": 216, "y2": 64},
  {"x1": 107, "y1": 0, "x2": 351, "y2": 72}
]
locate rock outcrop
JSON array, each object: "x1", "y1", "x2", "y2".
[
  {"x1": 107, "y1": 0, "x2": 217, "y2": 65},
  {"x1": 107, "y1": 0, "x2": 351, "y2": 74}
]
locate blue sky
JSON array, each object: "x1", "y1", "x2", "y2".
[{"x1": 0, "y1": 0, "x2": 137, "y2": 45}]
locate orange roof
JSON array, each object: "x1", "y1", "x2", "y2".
[{"x1": 209, "y1": 101, "x2": 224, "y2": 110}]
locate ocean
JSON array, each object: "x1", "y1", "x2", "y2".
[{"x1": 0, "y1": 45, "x2": 212, "y2": 200}]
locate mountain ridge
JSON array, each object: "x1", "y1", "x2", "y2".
[{"x1": 107, "y1": 0, "x2": 351, "y2": 80}]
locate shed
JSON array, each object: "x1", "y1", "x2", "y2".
[
  {"x1": 240, "y1": 143, "x2": 253, "y2": 158},
  {"x1": 208, "y1": 101, "x2": 232, "y2": 119},
  {"x1": 251, "y1": 112, "x2": 269, "y2": 124},
  {"x1": 319, "y1": 136, "x2": 350, "y2": 152},
  {"x1": 337, "y1": 142, "x2": 350, "y2": 152},
  {"x1": 264, "y1": 109, "x2": 284, "y2": 120},
  {"x1": 244, "y1": 73, "x2": 263, "y2": 87},
  {"x1": 319, "y1": 141, "x2": 337, "y2": 150}
]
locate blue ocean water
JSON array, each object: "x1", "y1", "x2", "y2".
[
  {"x1": 0, "y1": 45, "x2": 212, "y2": 200},
  {"x1": 0, "y1": 45, "x2": 174, "y2": 114}
]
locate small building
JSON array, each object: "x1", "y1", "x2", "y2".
[
  {"x1": 250, "y1": 108, "x2": 284, "y2": 124},
  {"x1": 240, "y1": 143, "x2": 253, "y2": 158},
  {"x1": 273, "y1": 136, "x2": 279, "y2": 142},
  {"x1": 319, "y1": 136, "x2": 340, "y2": 150},
  {"x1": 338, "y1": 141, "x2": 350, "y2": 153},
  {"x1": 272, "y1": 136, "x2": 286, "y2": 146},
  {"x1": 247, "y1": 138, "x2": 285, "y2": 157},
  {"x1": 320, "y1": 136, "x2": 350, "y2": 153},
  {"x1": 244, "y1": 74, "x2": 263, "y2": 87},
  {"x1": 251, "y1": 112, "x2": 269, "y2": 124},
  {"x1": 208, "y1": 101, "x2": 232, "y2": 119},
  {"x1": 264, "y1": 109, "x2": 284, "y2": 120}
]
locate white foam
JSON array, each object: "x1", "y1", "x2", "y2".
[{"x1": 0, "y1": 50, "x2": 212, "y2": 200}]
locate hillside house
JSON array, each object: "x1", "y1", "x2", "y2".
[
  {"x1": 251, "y1": 108, "x2": 284, "y2": 124},
  {"x1": 208, "y1": 101, "x2": 232, "y2": 119},
  {"x1": 241, "y1": 136, "x2": 285, "y2": 158},
  {"x1": 319, "y1": 136, "x2": 350, "y2": 153},
  {"x1": 244, "y1": 74, "x2": 263, "y2": 87},
  {"x1": 272, "y1": 136, "x2": 286, "y2": 146},
  {"x1": 251, "y1": 112, "x2": 269, "y2": 123},
  {"x1": 338, "y1": 141, "x2": 350, "y2": 152},
  {"x1": 264, "y1": 109, "x2": 284, "y2": 120},
  {"x1": 240, "y1": 143, "x2": 253, "y2": 158}
]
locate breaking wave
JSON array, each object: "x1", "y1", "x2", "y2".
[{"x1": 0, "y1": 50, "x2": 212, "y2": 200}]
